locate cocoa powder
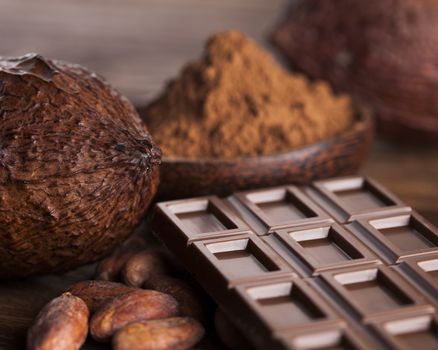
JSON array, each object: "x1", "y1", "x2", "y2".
[{"x1": 141, "y1": 30, "x2": 354, "y2": 159}]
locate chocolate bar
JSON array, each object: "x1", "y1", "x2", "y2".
[
  {"x1": 346, "y1": 212, "x2": 438, "y2": 264},
  {"x1": 152, "y1": 176, "x2": 438, "y2": 349}
]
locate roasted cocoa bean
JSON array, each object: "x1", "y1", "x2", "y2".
[
  {"x1": 113, "y1": 317, "x2": 204, "y2": 350},
  {"x1": 90, "y1": 289, "x2": 179, "y2": 342},
  {"x1": 95, "y1": 236, "x2": 147, "y2": 281},
  {"x1": 66, "y1": 280, "x2": 135, "y2": 313},
  {"x1": 122, "y1": 250, "x2": 173, "y2": 287},
  {"x1": 144, "y1": 275, "x2": 206, "y2": 322},
  {"x1": 27, "y1": 292, "x2": 89, "y2": 350}
]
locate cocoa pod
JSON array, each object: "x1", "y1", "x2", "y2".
[
  {"x1": 66, "y1": 280, "x2": 135, "y2": 313},
  {"x1": 95, "y1": 236, "x2": 147, "y2": 281},
  {"x1": 90, "y1": 289, "x2": 179, "y2": 342},
  {"x1": 214, "y1": 308, "x2": 253, "y2": 350},
  {"x1": 144, "y1": 275, "x2": 206, "y2": 322},
  {"x1": 122, "y1": 249, "x2": 173, "y2": 287},
  {"x1": 113, "y1": 317, "x2": 204, "y2": 350},
  {"x1": 27, "y1": 292, "x2": 89, "y2": 350}
]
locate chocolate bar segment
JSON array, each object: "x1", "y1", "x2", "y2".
[
  {"x1": 229, "y1": 186, "x2": 332, "y2": 235},
  {"x1": 152, "y1": 196, "x2": 249, "y2": 257},
  {"x1": 395, "y1": 253, "x2": 438, "y2": 308},
  {"x1": 346, "y1": 212, "x2": 438, "y2": 264},
  {"x1": 224, "y1": 277, "x2": 343, "y2": 349},
  {"x1": 278, "y1": 326, "x2": 377, "y2": 350},
  {"x1": 370, "y1": 313, "x2": 438, "y2": 349},
  {"x1": 190, "y1": 233, "x2": 296, "y2": 290},
  {"x1": 318, "y1": 265, "x2": 433, "y2": 322},
  {"x1": 307, "y1": 176, "x2": 410, "y2": 223},
  {"x1": 233, "y1": 278, "x2": 341, "y2": 331},
  {"x1": 263, "y1": 223, "x2": 381, "y2": 277}
]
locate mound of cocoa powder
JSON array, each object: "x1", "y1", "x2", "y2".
[{"x1": 141, "y1": 30, "x2": 354, "y2": 159}]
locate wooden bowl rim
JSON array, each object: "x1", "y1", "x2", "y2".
[{"x1": 161, "y1": 108, "x2": 373, "y2": 165}]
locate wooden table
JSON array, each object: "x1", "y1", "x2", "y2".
[{"x1": 0, "y1": 0, "x2": 437, "y2": 349}]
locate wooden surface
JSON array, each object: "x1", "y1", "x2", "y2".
[{"x1": 0, "y1": 0, "x2": 437, "y2": 349}]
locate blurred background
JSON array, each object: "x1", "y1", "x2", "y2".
[{"x1": 0, "y1": 0, "x2": 288, "y2": 105}]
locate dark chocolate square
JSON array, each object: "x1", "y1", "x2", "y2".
[
  {"x1": 308, "y1": 176, "x2": 410, "y2": 223},
  {"x1": 319, "y1": 265, "x2": 433, "y2": 322},
  {"x1": 346, "y1": 212, "x2": 438, "y2": 264},
  {"x1": 229, "y1": 186, "x2": 332, "y2": 235},
  {"x1": 154, "y1": 196, "x2": 249, "y2": 244},
  {"x1": 395, "y1": 253, "x2": 438, "y2": 308},
  {"x1": 263, "y1": 223, "x2": 381, "y2": 277},
  {"x1": 233, "y1": 277, "x2": 342, "y2": 334},
  {"x1": 191, "y1": 233, "x2": 296, "y2": 289},
  {"x1": 370, "y1": 313, "x2": 438, "y2": 350}
]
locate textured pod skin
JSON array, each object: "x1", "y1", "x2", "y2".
[
  {"x1": 66, "y1": 280, "x2": 136, "y2": 313},
  {"x1": 113, "y1": 317, "x2": 204, "y2": 350},
  {"x1": 271, "y1": 0, "x2": 438, "y2": 141},
  {"x1": 0, "y1": 53, "x2": 161, "y2": 278},
  {"x1": 90, "y1": 289, "x2": 179, "y2": 342},
  {"x1": 27, "y1": 292, "x2": 89, "y2": 350}
]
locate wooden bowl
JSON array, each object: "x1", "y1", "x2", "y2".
[{"x1": 155, "y1": 109, "x2": 373, "y2": 200}]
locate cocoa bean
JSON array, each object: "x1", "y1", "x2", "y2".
[
  {"x1": 95, "y1": 236, "x2": 147, "y2": 281},
  {"x1": 27, "y1": 292, "x2": 89, "y2": 350},
  {"x1": 144, "y1": 275, "x2": 206, "y2": 322},
  {"x1": 66, "y1": 280, "x2": 135, "y2": 313},
  {"x1": 122, "y1": 250, "x2": 173, "y2": 287},
  {"x1": 90, "y1": 289, "x2": 179, "y2": 342},
  {"x1": 113, "y1": 317, "x2": 204, "y2": 350}
]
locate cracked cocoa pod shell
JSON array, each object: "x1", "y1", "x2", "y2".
[
  {"x1": 0, "y1": 53, "x2": 161, "y2": 278},
  {"x1": 271, "y1": 0, "x2": 438, "y2": 142}
]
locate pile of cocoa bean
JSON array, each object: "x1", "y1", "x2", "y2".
[{"x1": 27, "y1": 235, "x2": 252, "y2": 350}]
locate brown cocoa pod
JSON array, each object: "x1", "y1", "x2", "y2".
[
  {"x1": 122, "y1": 249, "x2": 173, "y2": 287},
  {"x1": 90, "y1": 289, "x2": 179, "y2": 342},
  {"x1": 66, "y1": 280, "x2": 136, "y2": 313},
  {"x1": 144, "y1": 275, "x2": 206, "y2": 322},
  {"x1": 27, "y1": 292, "x2": 89, "y2": 350},
  {"x1": 214, "y1": 308, "x2": 254, "y2": 350},
  {"x1": 95, "y1": 236, "x2": 147, "y2": 281},
  {"x1": 113, "y1": 317, "x2": 204, "y2": 350}
]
